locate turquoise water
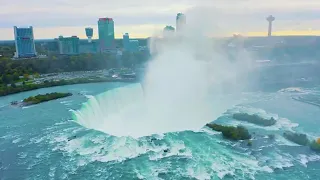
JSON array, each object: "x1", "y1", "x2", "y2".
[{"x1": 1, "y1": 65, "x2": 320, "y2": 179}]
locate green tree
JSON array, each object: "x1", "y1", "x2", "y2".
[
  {"x1": 34, "y1": 72, "x2": 40, "y2": 78},
  {"x1": 2, "y1": 74, "x2": 13, "y2": 84},
  {"x1": 13, "y1": 72, "x2": 20, "y2": 81},
  {"x1": 23, "y1": 74, "x2": 29, "y2": 80}
]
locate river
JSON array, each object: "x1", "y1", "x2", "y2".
[{"x1": 0, "y1": 69, "x2": 320, "y2": 179}]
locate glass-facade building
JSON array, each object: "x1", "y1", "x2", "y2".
[
  {"x1": 176, "y1": 13, "x2": 186, "y2": 32},
  {"x1": 57, "y1": 36, "x2": 79, "y2": 55},
  {"x1": 14, "y1": 26, "x2": 37, "y2": 58},
  {"x1": 122, "y1": 33, "x2": 139, "y2": 53},
  {"x1": 129, "y1": 40, "x2": 139, "y2": 52},
  {"x1": 123, "y1": 33, "x2": 130, "y2": 51},
  {"x1": 98, "y1": 18, "x2": 115, "y2": 52},
  {"x1": 79, "y1": 41, "x2": 98, "y2": 54}
]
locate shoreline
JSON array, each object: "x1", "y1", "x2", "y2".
[{"x1": 0, "y1": 78, "x2": 138, "y2": 97}]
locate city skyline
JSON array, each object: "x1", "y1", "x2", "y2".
[
  {"x1": 3, "y1": 27, "x2": 320, "y2": 41},
  {"x1": 1, "y1": 0, "x2": 320, "y2": 40}
]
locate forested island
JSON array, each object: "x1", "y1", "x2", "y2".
[
  {"x1": 233, "y1": 113, "x2": 277, "y2": 126},
  {"x1": 206, "y1": 123, "x2": 251, "y2": 141},
  {"x1": 22, "y1": 92, "x2": 72, "y2": 105},
  {"x1": 282, "y1": 131, "x2": 320, "y2": 153}
]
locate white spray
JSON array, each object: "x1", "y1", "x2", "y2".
[{"x1": 72, "y1": 9, "x2": 254, "y2": 138}]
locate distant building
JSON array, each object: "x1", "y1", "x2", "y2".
[
  {"x1": 123, "y1": 33, "x2": 130, "y2": 51},
  {"x1": 122, "y1": 33, "x2": 139, "y2": 52},
  {"x1": 129, "y1": 40, "x2": 139, "y2": 52},
  {"x1": 164, "y1": 25, "x2": 175, "y2": 32},
  {"x1": 266, "y1": 15, "x2": 275, "y2": 37},
  {"x1": 57, "y1": 36, "x2": 79, "y2": 55},
  {"x1": 176, "y1": 13, "x2": 186, "y2": 32},
  {"x1": 163, "y1": 25, "x2": 175, "y2": 38},
  {"x1": 85, "y1": 27, "x2": 93, "y2": 43},
  {"x1": 13, "y1": 26, "x2": 37, "y2": 58},
  {"x1": 79, "y1": 41, "x2": 98, "y2": 54},
  {"x1": 98, "y1": 18, "x2": 115, "y2": 52}
]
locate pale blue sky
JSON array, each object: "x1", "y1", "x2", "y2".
[{"x1": 1, "y1": 0, "x2": 320, "y2": 39}]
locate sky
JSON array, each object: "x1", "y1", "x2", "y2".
[{"x1": 1, "y1": 0, "x2": 320, "y2": 39}]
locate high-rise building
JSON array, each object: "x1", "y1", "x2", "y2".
[
  {"x1": 176, "y1": 13, "x2": 186, "y2": 32},
  {"x1": 98, "y1": 18, "x2": 115, "y2": 52},
  {"x1": 57, "y1": 36, "x2": 79, "y2": 55},
  {"x1": 85, "y1": 27, "x2": 93, "y2": 43},
  {"x1": 266, "y1": 15, "x2": 275, "y2": 37},
  {"x1": 123, "y1": 33, "x2": 130, "y2": 51},
  {"x1": 13, "y1": 26, "x2": 37, "y2": 58}
]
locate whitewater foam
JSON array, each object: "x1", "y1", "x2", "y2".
[
  {"x1": 22, "y1": 105, "x2": 37, "y2": 109},
  {"x1": 297, "y1": 154, "x2": 320, "y2": 167},
  {"x1": 211, "y1": 162, "x2": 235, "y2": 179},
  {"x1": 226, "y1": 106, "x2": 279, "y2": 120},
  {"x1": 278, "y1": 87, "x2": 305, "y2": 93},
  {"x1": 18, "y1": 152, "x2": 28, "y2": 159},
  {"x1": 48, "y1": 166, "x2": 56, "y2": 178},
  {"x1": 149, "y1": 140, "x2": 192, "y2": 161},
  {"x1": 44, "y1": 120, "x2": 311, "y2": 179},
  {"x1": 60, "y1": 100, "x2": 73, "y2": 104},
  {"x1": 187, "y1": 166, "x2": 211, "y2": 180},
  {"x1": 72, "y1": 82, "x2": 245, "y2": 138},
  {"x1": 12, "y1": 137, "x2": 22, "y2": 144},
  {"x1": 268, "y1": 153, "x2": 294, "y2": 170}
]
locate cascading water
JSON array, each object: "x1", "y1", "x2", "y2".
[{"x1": 72, "y1": 22, "x2": 252, "y2": 138}]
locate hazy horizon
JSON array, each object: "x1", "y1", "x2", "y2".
[
  {"x1": 1, "y1": 0, "x2": 320, "y2": 39},
  {"x1": 2, "y1": 28, "x2": 320, "y2": 41}
]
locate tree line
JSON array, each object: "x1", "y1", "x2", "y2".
[{"x1": 0, "y1": 52, "x2": 149, "y2": 85}]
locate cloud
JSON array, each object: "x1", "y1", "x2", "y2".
[
  {"x1": 0, "y1": 0, "x2": 320, "y2": 39},
  {"x1": 2, "y1": 0, "x2": 320, "y2": 27}
]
